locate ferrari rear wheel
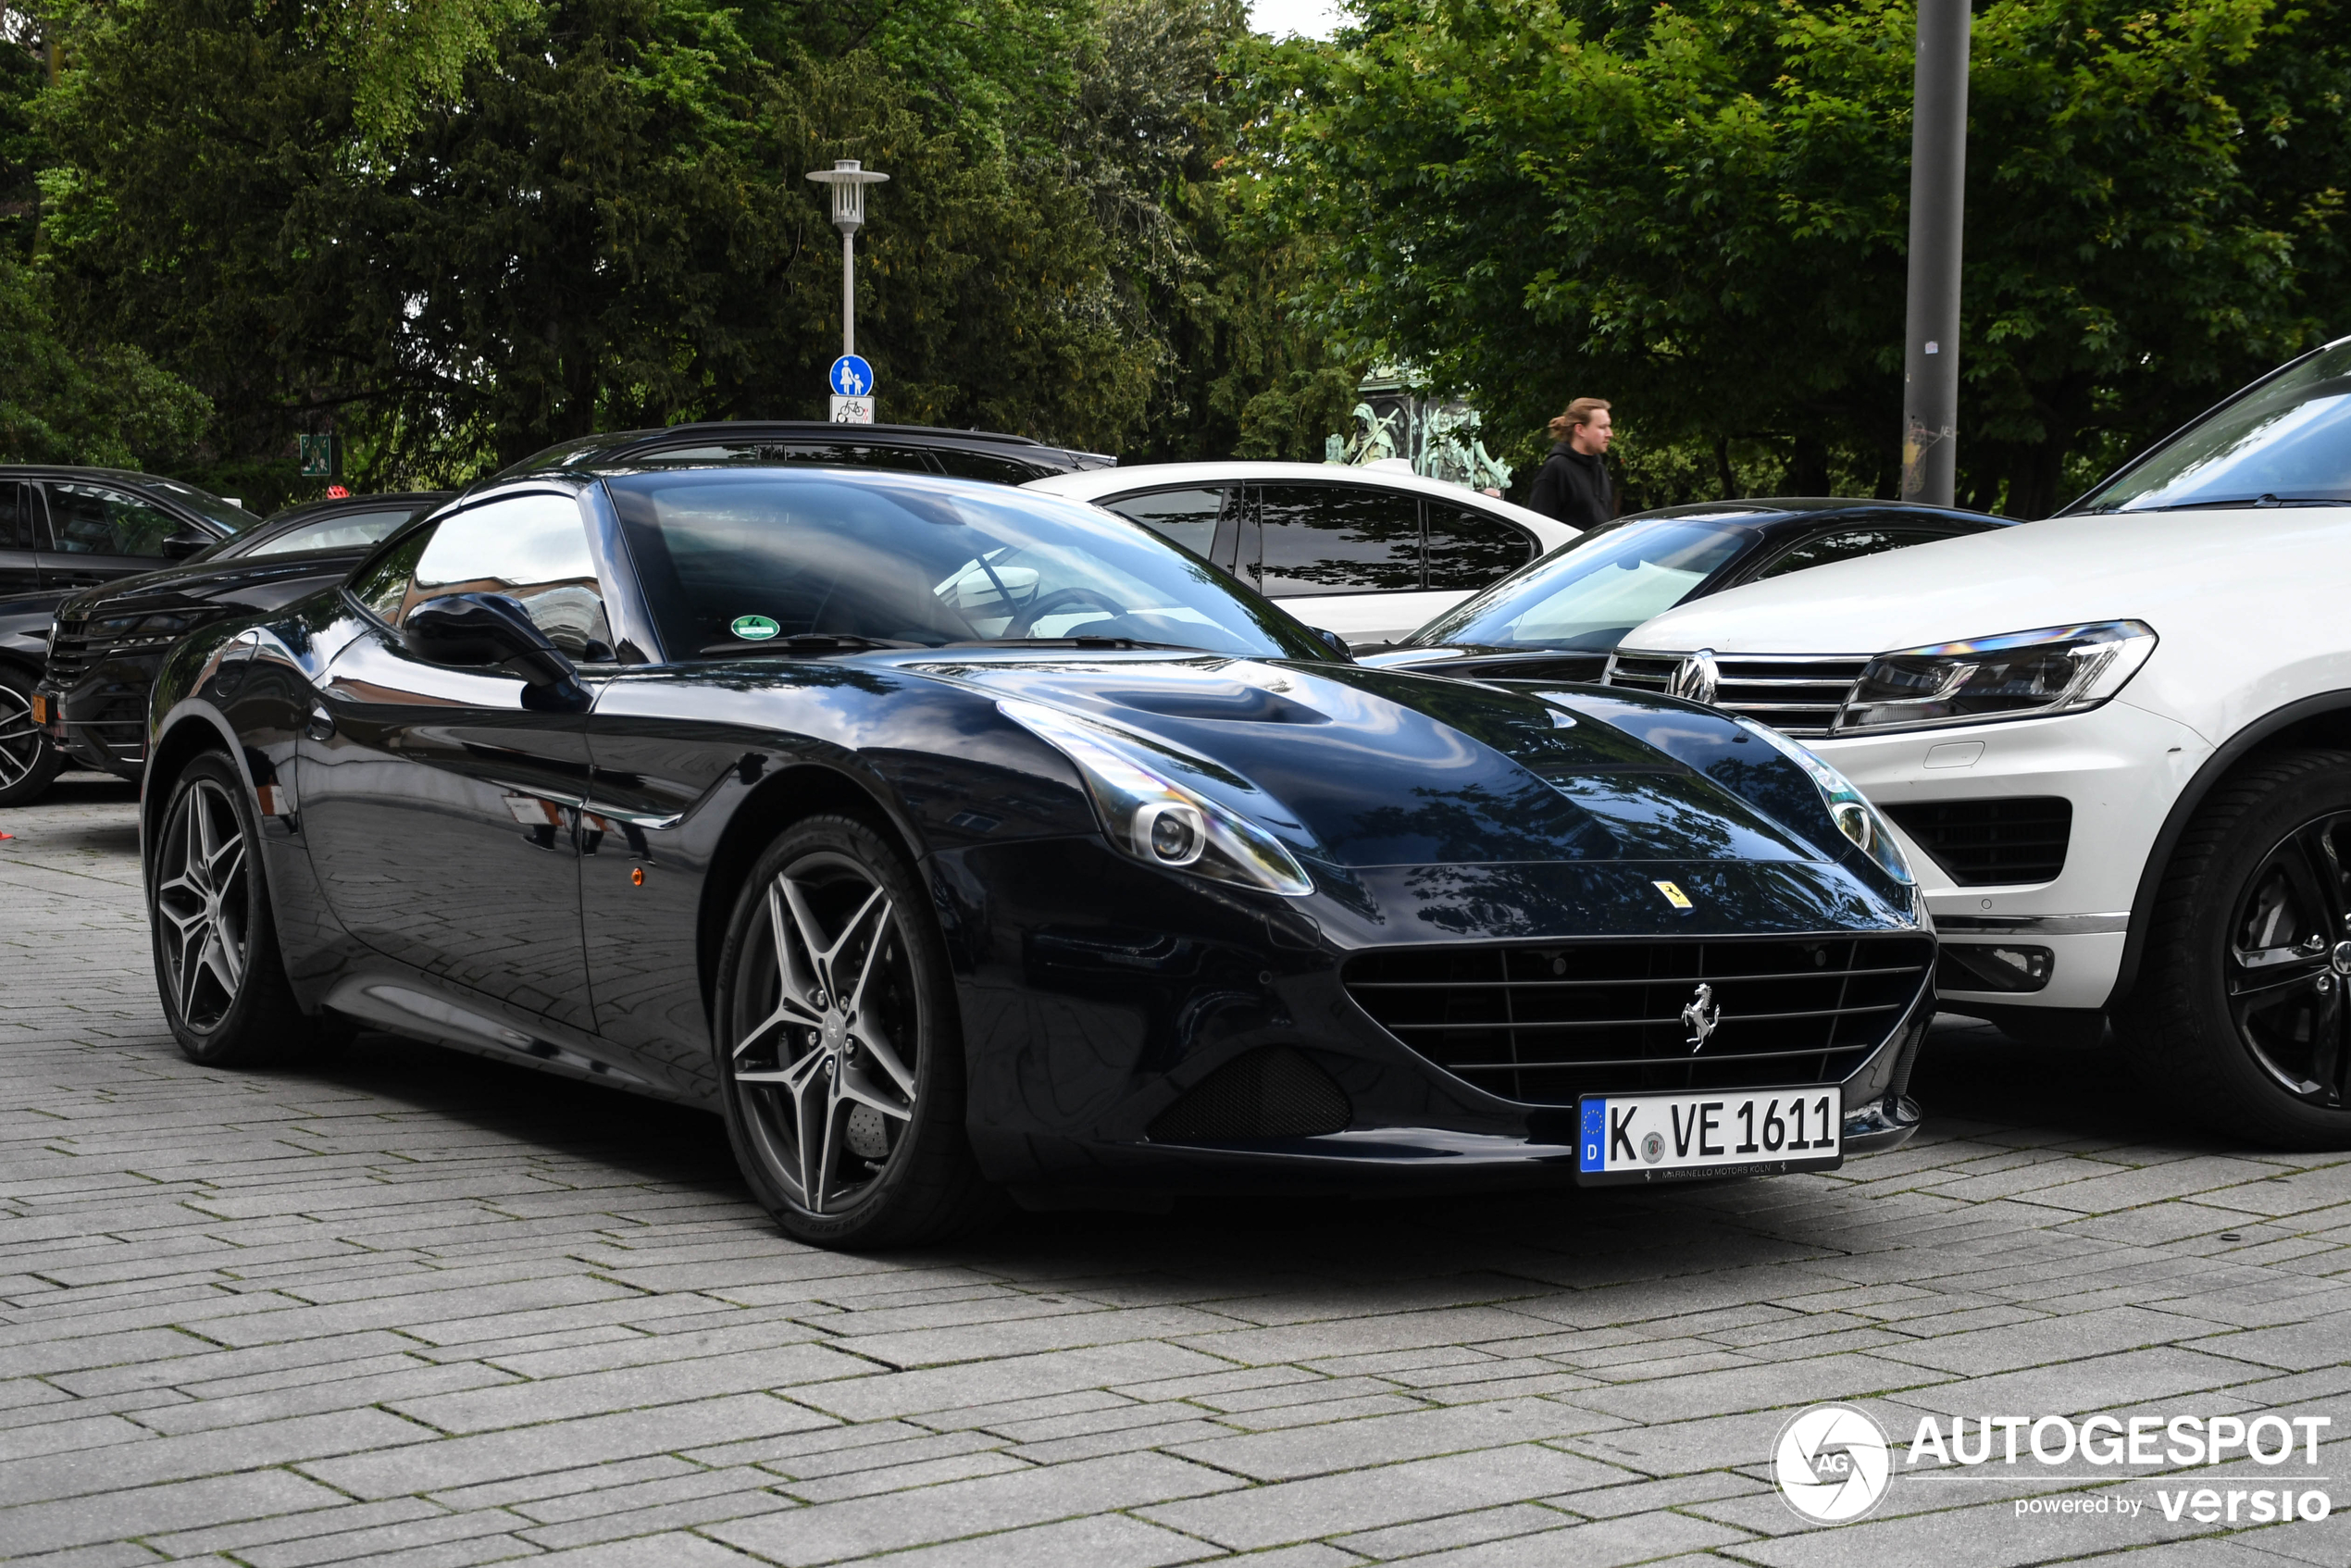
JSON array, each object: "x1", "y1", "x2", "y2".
[
  {"x1": 2124, "y1": 749, "x2": 2351, "y2": 1148},
  {"x1": 0, "y1": 665, "x2": 63, "y2": 808},
  {"x1": 714, "y1": 814, "x2": 995, "y2": 1247},
  {"x1": 150, "y1": 751, "x2": 312, "y2": 1065}
]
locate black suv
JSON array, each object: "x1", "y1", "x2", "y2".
[
  {"x1": 24, "y1": 492, "x2": 450, "y2": 803},
  {"x1": 493, "y1": 420, "x2": 1115, "y2": 484},
  {"x1": 0, "y1": 467, "x2": 264, "y2": 804}
]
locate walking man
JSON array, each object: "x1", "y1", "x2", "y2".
[{"x1": 1528, "y1": 398, "x2": 1615, "y2": 530}]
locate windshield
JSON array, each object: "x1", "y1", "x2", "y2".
[
  {"x1": 143, "y1": 478, "x2": 263, "y2": 534},
  {"x1": 2075, "y1": 339, "x2": 2351, "y2": 512},
  {"x1": 605, "y1": 469, "x2": 1337, "y2": 662},
  {"x1": 1406, "y1": 518, "x2": 1752, "y2": 650}
]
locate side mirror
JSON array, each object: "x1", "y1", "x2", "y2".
[
  {"x1": 404, "y1": 592, "x2": 586, "y2": 708},
  {"x1": 1311, "y1": 627, "x2": 1354, "y2": 662},
  {"x1": 162, "y1": 529, "x2": 211, "y2": 561}
]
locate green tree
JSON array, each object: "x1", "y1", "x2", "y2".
[
  {"x1": 1254, "y1": 0, "x2": 2351, "y2": 515},
  {"x1": 0, "y1": 249, "x2": 209, "y2": 466}
]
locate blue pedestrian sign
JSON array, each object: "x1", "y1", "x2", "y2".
[{"x1": 828, "y1": 355, "x2": 876, "y2": 397}]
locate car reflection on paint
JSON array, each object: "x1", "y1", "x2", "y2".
[{"x1": 142, "y1": 464, "x2": 1935, "y2": 1247}]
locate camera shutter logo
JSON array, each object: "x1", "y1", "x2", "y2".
[{"x1": 1773, "y1": 1404, "x2": 1892, "y2": 1524}]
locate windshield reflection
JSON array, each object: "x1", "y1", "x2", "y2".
[
  {"x1": 1407, "y1": 519, "x2": 1750, "y2": 650},
  {"x1": 2077, "y1": 339, "x2": 2351, "y2": 512}
]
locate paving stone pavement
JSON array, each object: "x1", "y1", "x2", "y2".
[{"x1": 3, "y1": 778, "x2": 2348, "y2": 1568}]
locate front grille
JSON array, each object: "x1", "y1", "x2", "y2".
[
  {"x1": 1605, "y1": 652, "x2": 1871, "y2": 737},
  {"x1": 1344, "y1": 935, "x2": 1933, "y2": 1103},
  {"x1": 1883, "y1": 798, "x2": 2071, "y2": 886},
  {"x1": 44, "y1": 618, "x2": 91, "y2": 684},
  {"x1": 1148, "y1": 1047, "x2": 1351, "y2": 1141}
]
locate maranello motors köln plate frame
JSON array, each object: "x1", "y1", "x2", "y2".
[{"x1": 1576, "y1": 1086, "x2": 1843, "y2": 1185}]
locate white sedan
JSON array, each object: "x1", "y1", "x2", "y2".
[
  {"x1": 1024, "y1": 461, "x2": 1577, "y2": 644},
  {"x1": 1604, "y1": 335, "x2": 2351, "y2": 1149}
]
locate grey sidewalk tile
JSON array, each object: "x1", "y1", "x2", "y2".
[
  {"x1": 1174, "y1": 1307, "x2": 1563, "y2": 1367},
  {"x1": 516, "y1": 1492, "x2": 798, "y2": 1552},
  {"x1": 304, "y1": 1393, "x2": 837, "y2": 1499},
  {"x1": 791, "y1": 1342, "x2": 1229, "y2": 1423},
  {"x1": 1138, "y1": 1443, "x2": 1620, "y2": 1550},
  {"x1": 1880, "y1": 1347, "x2": 2264, "y2": 1418},
  {"x1": 1714, "y1": 1487, "x2": 2204, "y2": 1567},
  {"x1": 1169, "y1": 1399, "x2": 1629, "y2": 1482},
  {"x1": 708, "y1": 1450, "x2": 1242, "y2": 1564},
  {"x1": 1001, "y1": 1415, "x2": 1238, "y2": 1464},
  {"x1": 390, "y1": 1342, "x2": 876, "y2": 1435},
  {"x1": 1212, "y1": 1393, "x2": 1430, "y2": 1431},
  {"x1": 0, "y1": 1469, "x2": 349, "y2": 1558},
  {"x1": 529, "y1": 1533, "x2": 765, "y2": 1566},
  {"x1": 146, "y1": 1497, "x2": 452, "y2": 1559},
  {"x1": 0, "y1": 1406, "x2": 438, "y2": 1507},
  {"x1": 829, "y1": 1512, "x2": 1219, "y2": 1568},
  {"x1": 1383, "y1": 1510, "x2": 1752, "y2": 1566},
  {"x1": 1331, "y1": 1502, "x2": 1572, "y2": 1559},
  {"x1": 1570, "y1": 1352, "x2": 1947, "y2": 1424},
  {"x1": 427, "y1": 1455, "x2": 703, "y2": 1512},
  {"x1": 235, "y1": 1507, "x2": 529, "y2": 1568},
  {"x1": 827, "y1": 1305, "x2": 1250, "y2": 1371},
  {"x1": 779, "y1": 1451, "x2": 1032, "y2": 1504}
]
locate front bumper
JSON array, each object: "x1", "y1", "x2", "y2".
[
  {"x1": 37, "y1": 655, "x2": 164, "y2": 780},
  {"x1": 1810, "y1": 698, "x2": 2208, "y2": 1012},
  {"x1": 934, "y1": 836, "x2": 1934, "y2": 1196}
]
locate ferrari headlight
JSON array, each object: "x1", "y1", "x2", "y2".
[
  {"x1": 1835, "y1": 620, "x2": 2156, "y2": 735},
  {"x1": 999, "y1": 698, "x2": 1314, "y2": 897},
  {"x1": 1735, "y1": 717, "x2": 1913, "y2": 886}
]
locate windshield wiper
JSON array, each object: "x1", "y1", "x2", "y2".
[
  {"x1": 940, "y1": 636, "x2": 1210, "y2": 653},
  {"x1": 696, "y1": 633, "x2": 919, "y2": 657}
]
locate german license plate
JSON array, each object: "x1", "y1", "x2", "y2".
[
  {"x1": 30, "y1": 694, "x2": 44, "y2": 725},
  {"x1": 1576, "y1": 1086, "x2": 1842, "y2": 1184}
]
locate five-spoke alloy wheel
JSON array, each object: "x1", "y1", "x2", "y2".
[
  {"x1": 2127, "y1": 749, "x2": 2351, "y2": 1147},
  {"x1": 147, "y1": 752, "x2": 309, "y2": 1064},
  {"x1": 715, "y1": 814, "x2": 991, "y2": 1245}
]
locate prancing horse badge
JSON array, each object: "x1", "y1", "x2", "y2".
[{"x1": 1681, "y1": 982, "x2": 1721, "y2": 1053}]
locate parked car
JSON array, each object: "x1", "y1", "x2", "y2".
[
  {"x1": 0, "y1": 467, "x2": 262, "y2": 805},
  {"x1": 495, "y1": 420, "x2": 1114, "y2": 486},
  {"x1": 1356, "y1": 499, "x2": 2012, "y2": 684},
  {"x1": 1023, "y1": 462, "x2": 1576, "y2": 644},
  {"x1": 28, "y1": 492, "x2": 451, "y2": 798},
  {"x1": 1602, "y1": 335, "x2": 2351, "y2": 1148},
  {"x1": 143, "y1": 462, "x2": 1932, "y2": 1246}
]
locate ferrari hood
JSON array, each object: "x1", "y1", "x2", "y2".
[{"x1": 901, "y1": 653, "x2": 1826, "y2": 870}]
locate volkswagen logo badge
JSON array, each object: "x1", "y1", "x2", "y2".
[
  {"x1": 1669, "y1": 649, "x2": 1721, "y2": 705},
  {"x1": 1681, "y1": 982, "x2": 1720, "y2": 1054}
]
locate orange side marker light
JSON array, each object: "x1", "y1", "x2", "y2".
[{"x1": 631, "y1": 867, "x2": 645, "y2": 886}]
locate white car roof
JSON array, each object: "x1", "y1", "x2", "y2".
[{"x1": 1024, "y1": 461, "x2": 1577, "y2": 545}]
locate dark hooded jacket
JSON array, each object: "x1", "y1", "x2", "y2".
[{"x1": 1527, "y1": 442, "x2": 1615, "y2": 530}]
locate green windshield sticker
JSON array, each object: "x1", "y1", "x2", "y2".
[{"x1": 730, "y1": 615, "x2": 780, "y2": 641}]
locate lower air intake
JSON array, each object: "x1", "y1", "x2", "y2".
[{"x1": 1148, "y1": 1047, "x2": 1351, "y2": 1141}]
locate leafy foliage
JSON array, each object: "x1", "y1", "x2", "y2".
[{"x1": 1254, "y1": 0, "x2": 2351, "y2": 514}]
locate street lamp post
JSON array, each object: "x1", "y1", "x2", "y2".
[
  {"x1": 804, "y1": 159, "x2": 889, "y2": 361},
  {"x1": 1899, "y1": 0, "x2": 1969, "y2": 507}
]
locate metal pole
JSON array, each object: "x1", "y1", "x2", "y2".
[
  {"x1": 1899, "y1": 0, "x2": 1969, "y2": 506},
  {"x1": 841, "y1": 230, "x2": 856, "y2": 359}
]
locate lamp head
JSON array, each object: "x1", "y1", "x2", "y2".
[{"x1": 804, "y1": 158, "x2": 889, "y2": 233}]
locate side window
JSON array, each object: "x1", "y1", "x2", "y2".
[
  {"x1": 400, "y1": 494, "x2": 613, "y2": 658},
  {"x1": 1101, "y1": 488, "x2": 1230, "y2": 563},
  {"x1": 1753, "y1": 526, "x2": 1951, "y2": 579},
  {"x1": 927, "y1": 449, "x2": 1051, "y2": 484},
  {"x1": 350, "y1": 526, "x2": 436, "y2": 624},
  {"x1": 1251, "y1": 484, "x2": 1422, "y2": 598},
  {"x1": 245, "y1": 509, "x2": 421, "y2": 559},
  {"x1": 46, "y1": 483, "x2": 184, "y2": 557},
  {"x1": 645, "y1": 441, "x2": 939, "y2": 475},
  {"x1": 1424, "y1": 501, "x2": 1536, "y2": 591},
  {"x1": 0, "y1": 483, "x2": 22, "y2": 548}
]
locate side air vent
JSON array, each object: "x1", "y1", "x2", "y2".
[
  {"x1": 1882, "y1": 797, "x2": 2071, "y2": 887},
  {"x1": 1147, "y1": 1046, "x2": 1350, "y2": 1142}
]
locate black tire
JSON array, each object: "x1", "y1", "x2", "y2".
[
  {"x1": 148, "y1": 752, "x2": 313, "y2": 1066},
  {"x1": 2121, "y1": 748, "x2": 2351, "y2": 1148},
  {"x1": 0, "y1": 664, "x2": 63, "y2": 808},
  {"x1": 712, "y1": 813, "x2": 997, "y2": 1247}
]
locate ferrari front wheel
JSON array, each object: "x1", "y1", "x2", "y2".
[{"x1": 713, "y1": 814, "x2": 995, "y2": 1247}]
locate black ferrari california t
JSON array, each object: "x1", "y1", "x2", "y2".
[{"x1": 143, "y1": 464, "x2": 1935, "y2": 1246}]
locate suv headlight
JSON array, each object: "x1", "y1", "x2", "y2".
[
  {"x1": 1835, "y1": 620, "x2": 2156, "y2": 735},
  {"x1": 998, "y1": 698, "x2": 1314, "y2": 897},
  {"x1": 1735, "y1": 716, "x2": 1913, "y2": 886}
]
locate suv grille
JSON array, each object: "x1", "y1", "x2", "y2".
[
  {"x1": 1883, "y1": 798, "x2": 2072, "y2": 886},
  {"x1": 1343, "y1": 935, "x2": 1933, "y2": 1103},
  {"x1": 1605, "y1": 653, "x2": 1870, "y2": 737},
  {"x1": 44, "y1": 618, "x2": 91, "y2": 684}
]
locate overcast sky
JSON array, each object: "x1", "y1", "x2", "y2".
[{"x1": 1250, "y1": 0, "x2": 1346, "y2": 39}]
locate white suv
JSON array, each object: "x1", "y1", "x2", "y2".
[{"x1": 1606, "y1": 338, "x2": 2351, "y2": 1148}]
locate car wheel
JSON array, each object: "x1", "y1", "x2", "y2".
[
  {"x1": 713, "y1": 813, "x2": 997, "y2": 1247},
  {"x1": 150, "y1": 752, "x2": 312, "y2": 1065},
  {"x1": 2124, "y1": 748, "x2": 2351, "y2": 1148},
  {"x1": 0, "y1": 666, "x2": 63, "y2": 808}
]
